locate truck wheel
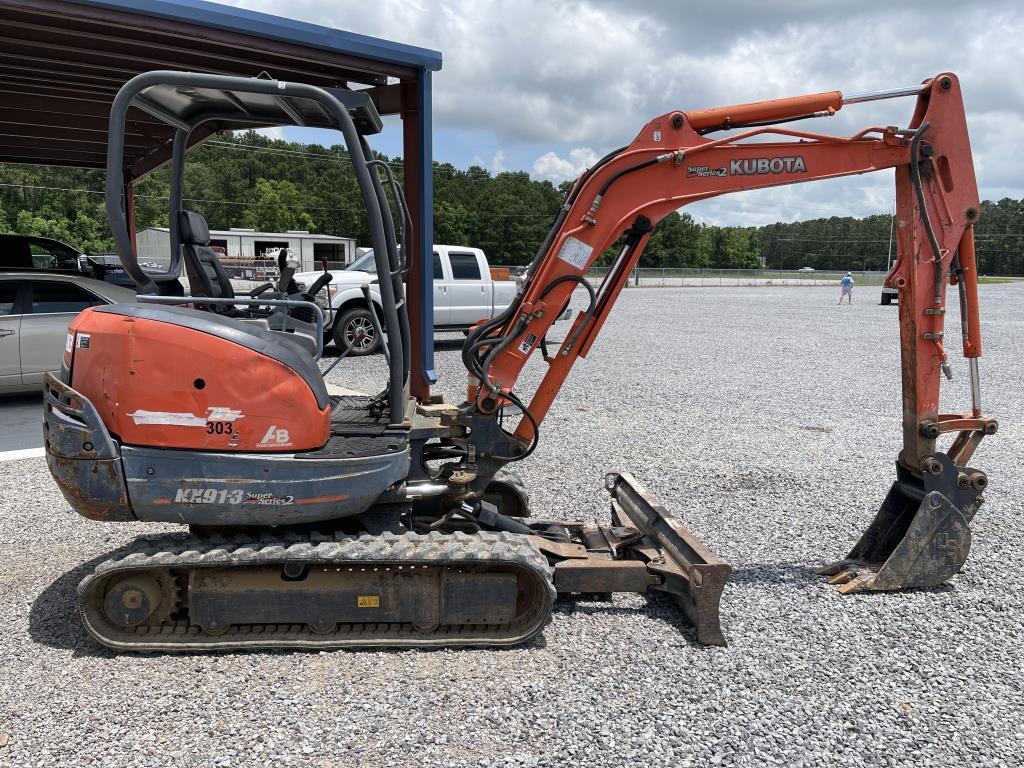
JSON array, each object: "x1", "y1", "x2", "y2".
[
  {"x1": 880, "y1": 293, "x2": 892, "y2": 305},
  {"x1": 332, "y1": 307, "x2": 379, "y2": 356}
]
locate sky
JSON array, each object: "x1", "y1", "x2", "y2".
[{"x1": 227, "y1": 0, "x2": 1023, "y2": 227}]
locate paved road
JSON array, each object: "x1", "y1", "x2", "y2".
[{"x1": 0, "y1": 393, "x2": 43, "y2": 458}]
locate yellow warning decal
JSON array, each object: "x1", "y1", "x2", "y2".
[{"x1": 357, "y1": 595, "x2": 380, "y2": 608}]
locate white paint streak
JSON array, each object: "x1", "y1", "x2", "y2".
[
  {"x1": 127, "y1": 410, "x2": 206, "y2": 427},
  {"x1": 206, "y1": 407, "x2": 245, "y2": 422}
]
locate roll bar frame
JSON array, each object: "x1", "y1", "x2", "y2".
[{"x1": 104, "y1": 70, "x2": 408, "y2": 425}]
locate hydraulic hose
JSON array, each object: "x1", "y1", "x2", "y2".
[
  {"x1": 538, "y1": 274, "x2": 597, "y2": 355},
  {"x1": 465, "y1": 144, "x2": 627, "y2": 373},
  {"x1": 478, "y1": 316, "x2": 530, "y2": 398},
  {"x1": 521, "y1": 145, "x2": 627, "y2": 278},
  {"x1": 462, "y1": 304, "x2": 517, "y2": 383},
  {"x1": 909, "y1": 123, "x2": 945, "y2": 305},
  {"x1": 458, "y1": 145, "x2": 629, "y2": 463},
  {"x1": 583, "y1": 156, "x2": 660, "y2": 221},
  {"x1": 485, "y1": 388, "x2": 539, "y2": 461},
  {"x1": 465, "y1": 147, "x2": 628, "y2": 383}
]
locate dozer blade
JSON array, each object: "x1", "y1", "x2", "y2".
[
  {"x1": 605, "y1": 472, "x2": 731, "y2": 646},
  {"x1": 819, "y1": 453, "x2": 986, "y2": 593}
]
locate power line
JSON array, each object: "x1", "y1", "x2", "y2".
[
  {"x1": 205, "y1": 139, "x2": 507, "y2": 180},
  {"x1": 0, "y1": 181, "x2": 561, "y2": 219},
  {"x1": 775, "y1": 237, "x2": 890, "y2": 243},
  {"x1": 717, "y1": 197, "x2": 896, "y2": 215}
]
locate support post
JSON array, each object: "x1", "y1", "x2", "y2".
[{"x1": 402, "y1": 70, "x2": 436, "y2": 401}]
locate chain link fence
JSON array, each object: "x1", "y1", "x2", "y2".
[{"x1": 496, "y1": 267, "x2": 887, "y2": 288}]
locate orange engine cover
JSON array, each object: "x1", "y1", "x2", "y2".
[{"x1": 66, "y1": 307, "x2": 330, "y2": 452}]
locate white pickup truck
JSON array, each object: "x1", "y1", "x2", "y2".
[{"x1": 296, "y1": 245, "x2": 519, "y2": 355}]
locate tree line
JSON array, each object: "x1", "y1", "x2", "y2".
[{"x1": 0, "y1": 131, "x2": 1021, "y2": 274}]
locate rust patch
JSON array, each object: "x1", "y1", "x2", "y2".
[{"x1": 47, "y1": 453, "x2": 133, "y2": 522}]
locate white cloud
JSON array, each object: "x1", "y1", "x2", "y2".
[
  {"x1": 490, "y1": 150, "x2": 506, "y2": 175},
  {"x1": 229, "y1": 0, "x2": 1023, "y2": 225},
  {"x1": 469, "y1": 150, "x2": 508, "y2": 176},
  {"x1": 531, "y1": 148, "x2": 598, "y2": 183},
  {"x1": 253, "y1": 126, "x2": 286, "y2": 141}
]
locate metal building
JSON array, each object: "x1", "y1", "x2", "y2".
[{"x1": 137, "y1": 226, "x2": 357, "y2": 274}]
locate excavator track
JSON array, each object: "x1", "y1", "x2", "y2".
[{"x1": 78, "y1": 530, "x2": 555, "y2": 652}]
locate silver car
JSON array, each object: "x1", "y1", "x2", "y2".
[{"x1": 0, "y1": 273, "x2": 136, "y2": 392}]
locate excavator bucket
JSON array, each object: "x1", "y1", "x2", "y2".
[{"x1": 819, "y1": 454, "x2": 986, "y2": 593}]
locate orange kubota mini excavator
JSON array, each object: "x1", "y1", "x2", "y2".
[{"x1": 44, "y1": 70, "x2": 994, "y2": 651}]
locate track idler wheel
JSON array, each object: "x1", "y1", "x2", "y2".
[
  {"x1": 819, "y1": 454, "x2": 985, "y2": 593},
  {"x1": 103, "y1": 575, "x2": 167, "y2": 627}
]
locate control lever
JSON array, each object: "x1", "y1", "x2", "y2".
[
  {"x1": 303, "y1": 272, "x2": 334, "y2": 300},
  {"x1": 248, "y1": 282, "x2": 275, "y2": 298}
]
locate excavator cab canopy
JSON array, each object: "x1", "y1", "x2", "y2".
[
  {"x1": 130, "y1": 80, "x2": 383, "y2": 136},
  {"x1": 104, "y1": 70, "x2": 385, "y2": 294}
]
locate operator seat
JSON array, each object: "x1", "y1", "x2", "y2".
[{"x1": 179, "y1": 210, "x2": 236, "y2": 310}]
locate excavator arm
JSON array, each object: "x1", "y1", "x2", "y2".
[{"x1": 458, "y1": 72, "x2": 995, "y2": 604}]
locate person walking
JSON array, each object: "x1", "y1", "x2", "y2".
[{"x1": 839, "y1": 272, "x2": 854, "y2": 304}]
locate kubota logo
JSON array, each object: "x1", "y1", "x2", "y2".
[
  {"x1": 730, "y1": 156, "x2": 807, "y2": 175},
  {"x1": 258, "y1": 425, "x2": 292, "y2": 448}
]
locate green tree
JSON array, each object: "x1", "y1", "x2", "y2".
[
  {"x1": 0, "y1": 130, "x2": 1021, "y2": 275},
  {"x1": 241, "y1": 179, "x2": 315, "y2": 233}
]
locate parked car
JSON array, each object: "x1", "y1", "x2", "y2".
[
  {"x1": 296, "y1": 245, "x2": 519, "y2": 355},
  {"x1": 798, "y1": 266, "x2": 815, "y2": 273},
  {"x1": 0, "y1": 234, "x2": 87, "y2": 274},
  {"x1": 0, "y1": 272, "x2": 135, "y2": 392}
]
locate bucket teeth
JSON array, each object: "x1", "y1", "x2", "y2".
[
  {"x1": 816, "y1": 562, "x2": 844, "y2": 577},
  {"x1": 836, "y1": 578, "x2": 870, "y2": 595},
  {"x1": 824, "y1": 569, "x2": 858, "y2": 586},
  {"x1": 817, "y1": 562, "x2": 875, "y2": 592}
]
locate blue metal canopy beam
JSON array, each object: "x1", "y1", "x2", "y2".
[{"x1": 73, "y1": 0, "x2": 441, "y2": 74}]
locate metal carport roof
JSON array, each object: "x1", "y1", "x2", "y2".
[
  {"x1": 0, "y1": 0, "x2": 441, "y2": 178},
  {"x1": 0, "y1": 0, "x2": 442, "y2": 397}
]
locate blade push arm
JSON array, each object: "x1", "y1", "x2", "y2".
[{"x1": 467, "y1": 73, "x2": 988, "y2": 474}]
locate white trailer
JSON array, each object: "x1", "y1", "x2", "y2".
[{"x1": 136, "y1": 226, "x2": 357, "y2": 273}]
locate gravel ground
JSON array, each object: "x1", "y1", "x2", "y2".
[{"x1": 2, "y1": 284, "x2": 1022, "y2": 767}]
